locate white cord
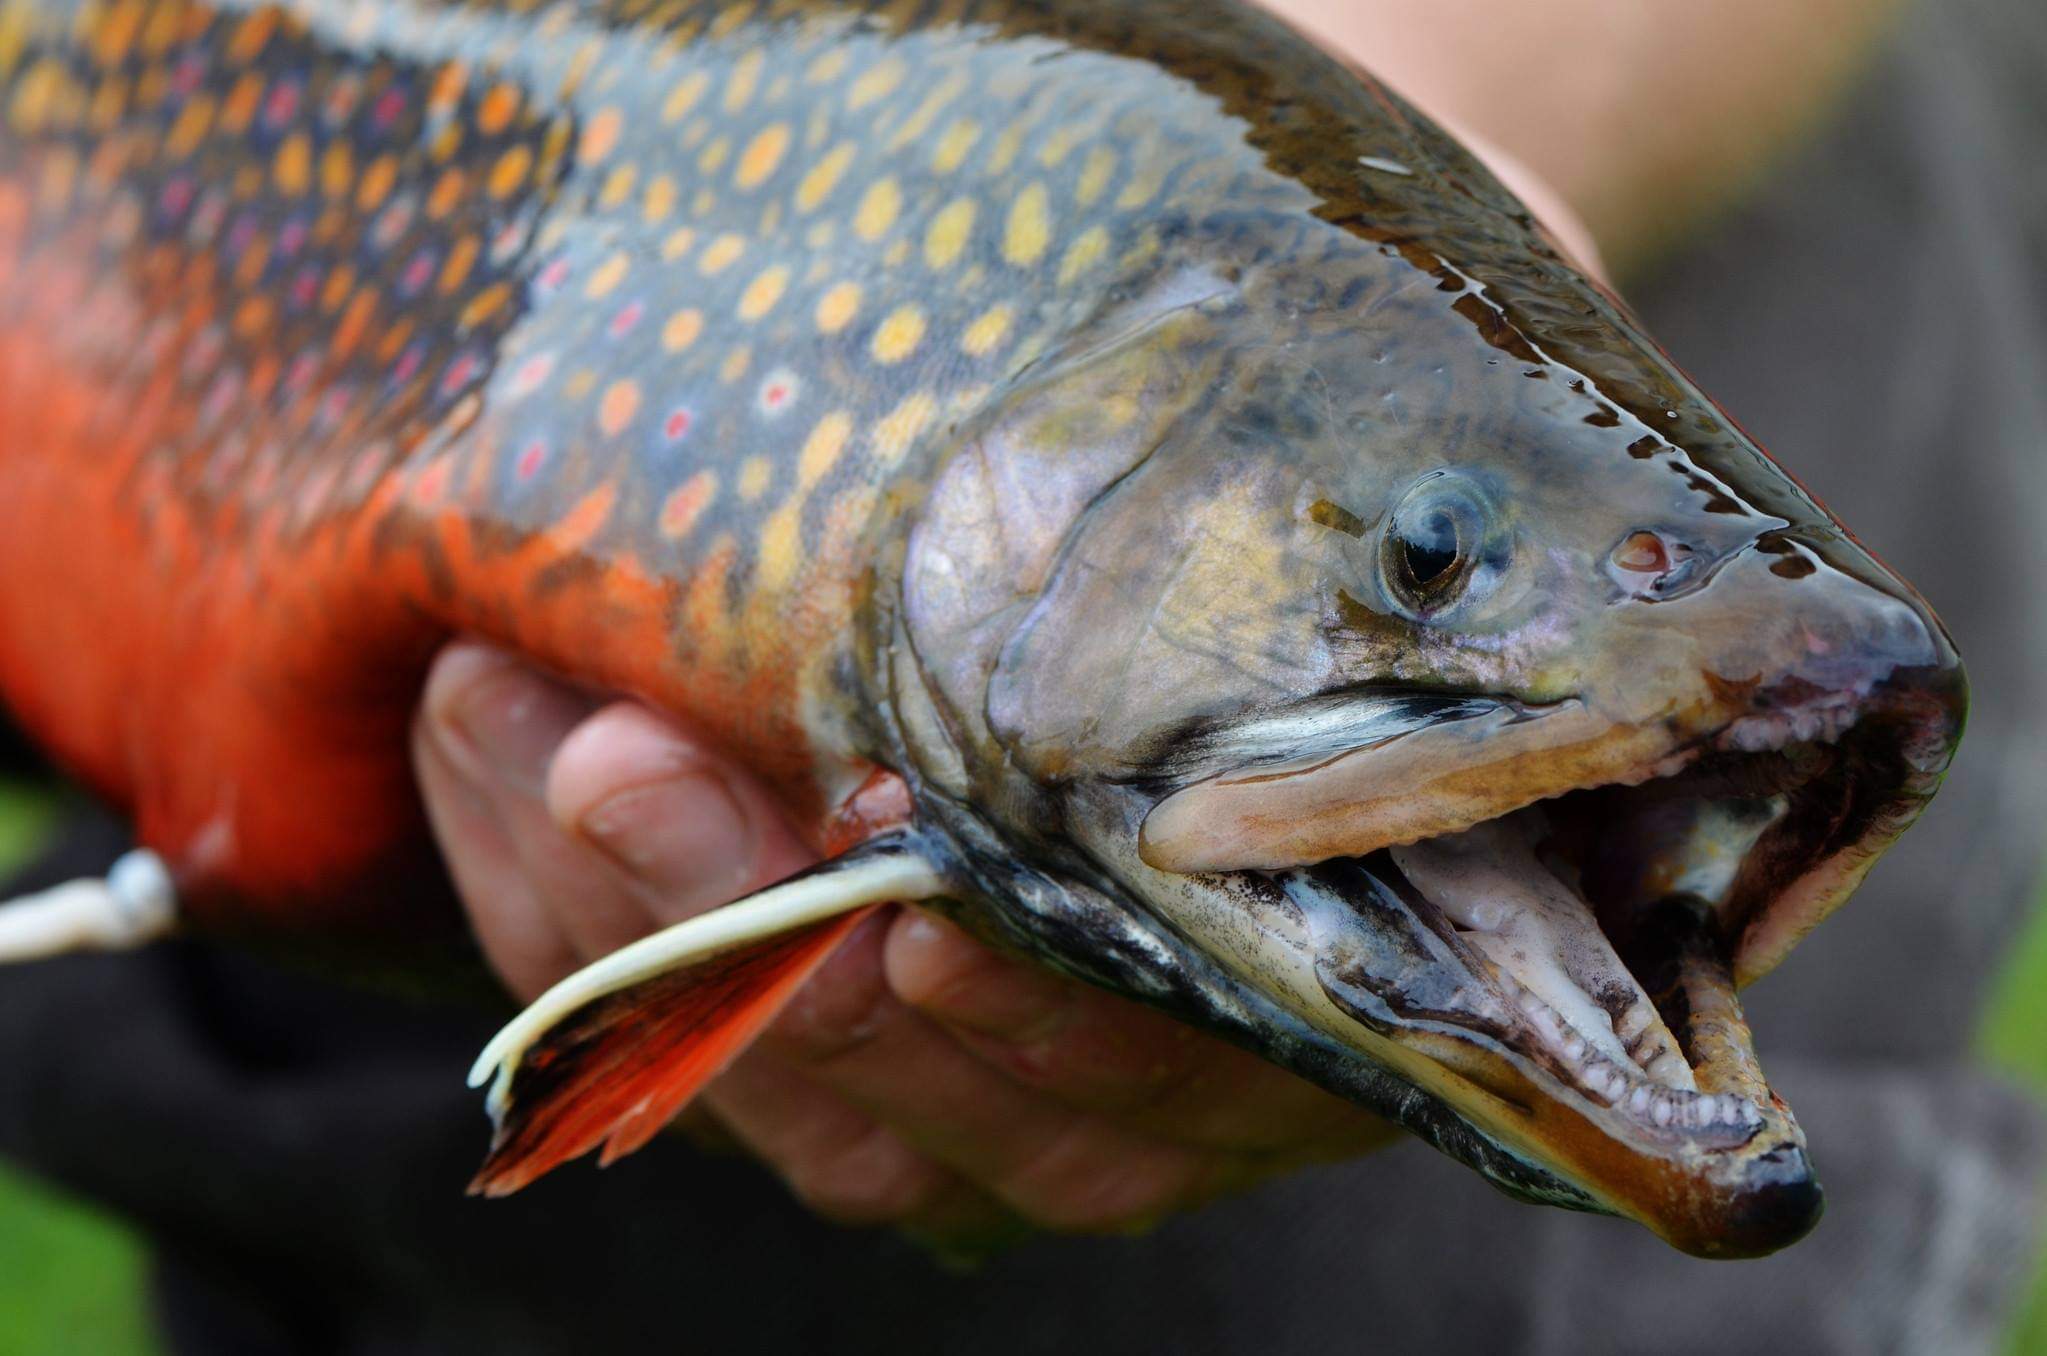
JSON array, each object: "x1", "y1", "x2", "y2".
[{"x1": 0, "y1": 849, "x2": 177, "y2": 962}]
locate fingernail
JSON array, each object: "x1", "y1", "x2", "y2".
[
  {"x1": 441, "y1": 662, "x2": 592, "y2": 795},
  {"x1": 577, "y1": 770, "x2": 755, "y2": 905}
]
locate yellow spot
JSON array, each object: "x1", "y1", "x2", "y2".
[
  {"x1": 721, "y1": 346, "x2": 753, "y2": 382},
  {"x1": 698, "y1": 233, "x2": 745, "y2": 274},
  {"x1": 794, "y1": 143, "x2": 855, "y2": 213},
  {"x1": 426, "y1": 166, "x2": 467, "y2": 219},
  {"x1": 1117, "y1": 159, "x2": 1166, "y2": 210},
  {"x1": 805, "y1": 49, "x2": 849, "y2": 84},
  {"x1": 580, "y1": 106, "x2": 623, "y2": 163},
  {"x1": 734, "y1": 123, "x2": 789, "y2": 189},
  {"x1": 1058, "y1": 225, "x2": 1109, "y2": 284},
  {"x1": 697, "y1": 136, "x2": 730, "y2": 175},
  {"x1": 428, "y1": 63, "x2": 467, "y2": 116},
  {"x1": 1037, "y1": 123, "x2": 1084, "y2": 168},
  {"x1": 924, "y1": 197, "x2": 976, "y2": 270},
  {"x1": 961, "y1": 304, "x2": 1013, "y2": 356},
  {"x1": 815, "y1": 281, "x2": 861, "y2": 333},
  {"x1": 440, "y1": 235, "x2": 479, "y2": 293},
  {"x1": 598, "y1": 379, "x2": 641, "y2": 435},
  {"x1": 662, "y1": 307, "x2": 704, "y2": 351},
  {"x1": 165, "y1": 94, "x2": 212, "y2": 157},
  {"x1": 477, "y1": 83, "x2": 520, "y2": 135},
  {"x1": 988, "y1": 123, "x2": 1025, "y2": 174},
  {"x1": 692, "y1": 187, "x2": 718, "y2": 216},
  {"x1": 847, "y1": 57, "x2": 905, "y2": 110},
  {"x1": 756, "y1": 500, "x2": 804, "y2": 592},
  {"x1": 854, "y1": 177, "x2": 900, "y2": 241},
  {"x1": 737, "y1": 454, "x2": 772, "y2": 501},
  {"x1": 1076, "y1": 146, "x2": 1116, "y2": 206},
  {"x1": 724, "y1": 49, "x2": 764, "y2": 112},
  {"x1": 319, "y1": 139, "x2": 355, "y2": 200},
  {"x1": 662, "y1": 71, "x2": 709, "y2": 122},
  {"x1": 321, "y1": 264, "x2": 355, "y2": 311},
  {"x1": 460, "y1": 280, "x2": 508, "y2": 330},
  {"x1": 273, "y1": 133, "x2": 312, "y2": 195},
  {"x1": 872, "y1": 391, "x2": 935, "y2": 463},
  {"x1": 487, "y1": 144, "x2": 531, "y2": 198},
  {"x1": 643, "y1": 173, "x2": 678, "y2": 221},
  {"x1": 660, "y1": 226, "x2": 697, "y2": 260},
  {"x1": 931, "y1": 117, "x2": 980, "y2": 174},
  {"x1": 887, "y1": 71, "x2": 967, "y2": 150},
  {"x1": 225, "y1": 9, "x2": 276, "y2": 62},
  {"x1": 599, "y1": 162, "x2": 637, "y2": 208},
  {"x1": 870, "y1": 305, "x2": 926, "y2": 364},
  {"x1": 564, "y1": 368, "x2": 597, "y2": 400},
  {"x1": 1004, "y1": 182, "x2": 1051, "y2": 265},
  {"x1": 798, "y1": 411, "x2": 852, "y2": 488},
  {"x1": 738, "y1": 264, "x2": 790, "y2": 320},
  {"x1": 220, "y1": 71, "x2": 261, "y2": 135},
  {"x1": 709, "y1": 1, "x2": 756, "y2": 39},
  {"x1": 585, "y1": 251, "x2": 630, "y2": 299}
]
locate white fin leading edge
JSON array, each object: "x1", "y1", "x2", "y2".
[{"x1": 467, "y1": 844, "x2": 951, "y2": 1120}]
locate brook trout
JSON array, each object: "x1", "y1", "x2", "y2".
[{"x1": 0, "y1": 0, "x2": 1965, "y2": 1258}]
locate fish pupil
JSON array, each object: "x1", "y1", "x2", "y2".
[{"x1": 1401, "y1": 510, "x2": 1460, "y2": 586}]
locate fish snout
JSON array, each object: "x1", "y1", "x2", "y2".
[
  {"x1": 1669, "y1": 1140, "x2": 1826, "y2": 1259},
  {"x1": 1677, "y1": 528, "x2": 1965, "y2": 753}
]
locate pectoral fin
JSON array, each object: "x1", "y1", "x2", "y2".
[{"x1": 467, "y1": 837, "x2": 950, "y2": 1196}]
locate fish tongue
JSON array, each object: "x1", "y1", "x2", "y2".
[{"x1": 1391, "y1": 811, "x2": 1696, "y2": 1091}]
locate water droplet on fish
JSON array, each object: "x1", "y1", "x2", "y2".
[{"x1": 1358, "y1": 155, "x2": 1413, "y2": 176}]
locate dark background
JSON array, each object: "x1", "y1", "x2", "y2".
[{"x1": 1, "y1": 0, "x2": 2043, "y2": 1350}]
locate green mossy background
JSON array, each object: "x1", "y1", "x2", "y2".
[{"x1": 0, "y1": 784, "x2": 2041, "y2": 1354}]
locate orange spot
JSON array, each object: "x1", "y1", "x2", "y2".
[
  {"x1": 659, "y1": 469, "x2": 718, "y2": 539},
  {"x1": 477, "y1": 83, "x2": 520, "y2": 135},
  {"x1": 598, "y1": 380, "x2": 641, "y2": 435},
  {"x1": 580, "y1": 106, "x2": 623, "y2": 163},
  {"x1": 546, "y1": 483, "x2": 617, "y2": 556},
  {"x1": 426, "y1": 166, "x2": 467, "y2": 219},
  {"x1": 734, "y1": 123, "x2": 790, "y2": 189}
]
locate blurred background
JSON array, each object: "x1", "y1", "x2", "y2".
[{"x1": 0, "y1": 0, "x2": 2044, "y2": 1351}]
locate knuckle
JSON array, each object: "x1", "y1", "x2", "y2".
[{"x1": 784, "y1": 1131, "x2": 940, "y2": 1226}]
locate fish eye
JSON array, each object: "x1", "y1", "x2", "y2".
[{"x1": 1378, "y1": 472, "x2": 1505, "y2": 619}]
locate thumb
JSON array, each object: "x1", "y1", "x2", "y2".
[{"x1": 544, "y1": 702, "x2": 818, "y2": 928}]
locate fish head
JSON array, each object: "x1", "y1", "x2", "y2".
[{"x1": 892, "y1": 228, "x2": 1964, "y2": 1258}]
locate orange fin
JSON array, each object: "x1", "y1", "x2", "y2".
[{"x1": 467, "y1": 841, "x2": 949, "y2": 1196}]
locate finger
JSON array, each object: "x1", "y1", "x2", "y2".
[
  {"x1": 544, "y1": 701, "x2": 816, "y2": 929},
  {"x1": 885, "y1": 911, "x2": 1397, "y2": 1159},
  {"x1": 414, "y1": 643, "x2": 592, "y2": 999},
  {"x1": 760, "y1": 910, "x2": 1235, "y2": 1233},
  {"x1": 417, "y1": 642, "x2": 670, "y2": 970},
  {"x1": 702, "y1": 1055, "x2": 1017, "y2": 1245}
]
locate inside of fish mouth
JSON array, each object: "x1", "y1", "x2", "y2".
[{"x1": 1323, "y1": 727, "x2": 1866, "y2": 1140}]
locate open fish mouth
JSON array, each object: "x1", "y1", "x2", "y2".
[{"x1": 1136, "y1": 666, "x2": 1963, "y2": 1256}]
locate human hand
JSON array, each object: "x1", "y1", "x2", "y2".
[{"x1": 412, "y1": 640, "x2": 1398, "y2": 1248}]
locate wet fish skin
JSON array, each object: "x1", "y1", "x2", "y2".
[{"x1": 0, "y1": 0, "x2": 1965, "y2": 1253}]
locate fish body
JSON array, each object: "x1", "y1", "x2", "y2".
[{"x1": 0, "y1": 0, "x2": 1966, "y2": 1256}]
